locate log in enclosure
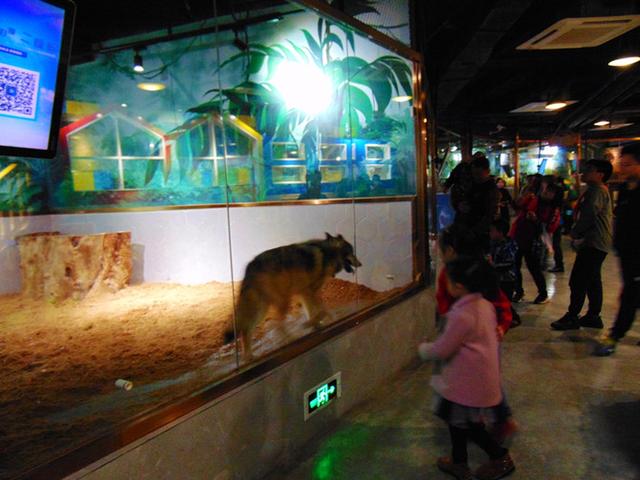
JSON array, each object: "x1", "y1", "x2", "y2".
[{"x1": 16, "y1": 231, "x2": 132, "y2": 301}]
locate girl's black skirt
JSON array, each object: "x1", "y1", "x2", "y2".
[{"x1": 433, "y1": 393, "x2": 504, "y2": 428}]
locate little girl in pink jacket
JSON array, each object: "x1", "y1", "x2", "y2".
[{"x1": 419, "y1": 257, "x2": 515, "y2": 480}]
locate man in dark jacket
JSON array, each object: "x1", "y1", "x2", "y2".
[
  {"x1": 551, "y1": 159, "x2": 613, "y2": 330},
  {"x1": 456, "y1": 154, "x2": 499, "y2": 252},
  {"x1": 443, "y1": 153, "x2": 474, "y2": 217},
  {"x1": 594, "y1": 143, "x2": 640, "y2": 355}
]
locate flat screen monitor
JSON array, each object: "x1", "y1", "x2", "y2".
[{"x1": 0, "y1": 0, "x2": 75, "y2": 158}]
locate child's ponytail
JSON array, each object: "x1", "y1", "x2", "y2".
[
  {"x1": 439, "y1": 224, "x2": 483, "y2": 258},
  {"x1": 446, "y1": 256, "x2": 499, "y2": 301}
]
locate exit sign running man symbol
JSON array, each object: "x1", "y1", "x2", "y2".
[
  {"x1": 304, "y1": 374, "x2": 341, "y2": 420},
  {"x1": 310, "y1": 384, "x2": 337, "y2": 409}
]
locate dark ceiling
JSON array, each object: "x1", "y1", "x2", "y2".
[
  {"x1": 70, "y1": 0, "x2": 640, "y2": 141},
  {"x1": 415, "y1": 0, "x2": 640, "y2": 141}
]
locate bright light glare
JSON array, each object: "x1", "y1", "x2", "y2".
[
  {"x1": 391, "y1": 95, "x2": 412, "y2": 102},
  {"x1": 271, "y1": 61, "x2": 333, "y2": 115},
  {"x1": 594, "y1": 120, "x2": 610, "y2": 127},
  {"x1": 608, "y1": 56, "x2": 640, "y2": 67},
  {"x1": 137, "y1": 82, "x2": 166, "y2": 92},
  {"x1": 545, "y1": 102, "x2": 567, "y2": 111}
]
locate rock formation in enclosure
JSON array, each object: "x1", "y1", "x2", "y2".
[{"x1": 16, "y1": 231, "x2": 132, "y2": 301}]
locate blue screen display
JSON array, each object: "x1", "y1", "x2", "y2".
[{"x1": 0, "y1": 0, "x2": 66, "y2": 152}]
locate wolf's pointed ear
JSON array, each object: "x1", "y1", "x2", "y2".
[
  {"x1": 337, "y1": 234, "x2": 344, "y2": 240},
  {"x1": 325, "y1": 232, "x2": 333, "y2": 240}
]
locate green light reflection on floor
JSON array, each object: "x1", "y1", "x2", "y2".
[{"x1": 312, "y1": 424, "x2": 372, "y2": 480}]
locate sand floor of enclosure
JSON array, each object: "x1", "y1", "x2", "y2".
[{"x1": 0, "y1": 278, "x2": 399, "y2": 479}]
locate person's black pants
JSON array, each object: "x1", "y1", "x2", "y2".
[
  {"x1": 610, "y1": 255, "x2": 639, "y2": 340},
  {"x1": 552, "y1": 229, "x2": 563, "y2": 269},
  {"x1": 449, "y1": 424, "x2": 507, "y2": 464},
  {"x1": 567, "y1": 247, "x2": 607, "y2": 317},
  {"x1": 514, "y1": 247, "x2": 547, "y2": 297}
]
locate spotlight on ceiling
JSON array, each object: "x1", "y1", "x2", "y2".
[
  {"x1": 133, "y1": 49, "x2": 144, "y2": 73},
  {"x1": 608, "y1": 55, "x2": 640, "y2": 67},
  {"x1": 593, "y1": 120, "x2": 610, "y2": 127},
  {"x1": 545, "y1": 101, "x2": 568, "y2": 111}
]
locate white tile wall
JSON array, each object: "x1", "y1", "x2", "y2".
[{"x1": 0, "y1": 202, "x2": 413, "y2": 294}]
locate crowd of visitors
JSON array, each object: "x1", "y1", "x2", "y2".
[{"x1": 421, "y1": 144, "x2": 639, "y2": 479}]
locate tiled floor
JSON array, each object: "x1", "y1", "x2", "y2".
[{"x1": 265, "y1": 242, "x2": 640, "y2": 480}]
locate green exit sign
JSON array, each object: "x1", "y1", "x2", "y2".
[{"x1": 304, "y1": 372, "x2": 341, "y2": 420}]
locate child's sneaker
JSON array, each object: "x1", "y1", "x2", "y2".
[
  {"x1": 437, "y1": 457, "x2": 472, "y2": 480},
  {"x1": 475, "y1": 452, "x2": 515, "y2": 480},
  {"x1": 593, "y1": 336, "x2": 617, "y2": 356}
]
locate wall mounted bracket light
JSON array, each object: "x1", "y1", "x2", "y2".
[{"x1": 232, "y1": 28, "x2": 248, "y2": 51}]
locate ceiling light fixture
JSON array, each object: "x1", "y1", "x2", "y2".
[
  {"x1": 594, "y1": 120, "x2": 610, "y2": 127},
  {"x1": 510, "y1": 101, "x2": 577, "y2": 113},
  {"x1": 133, "y1": 49, "x2": 144, "y2": 73},
  {"x1": 545, "y1": 101, "x2": 568, "y2": 111},
  {"x1": 608, "y1": 55, "x2": 640, "y2": 67},
  {"x1": 590, "y1": 122, "x2": 633, "y2": 131},
  {"x1": 137, "y1": 82, "x2": 166, "y2": 92}
]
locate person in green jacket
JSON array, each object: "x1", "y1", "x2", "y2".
[{"x1": 551, "y1": 159, "x2": 613, "y2": 331}]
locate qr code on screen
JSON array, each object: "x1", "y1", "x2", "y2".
[{"x1": 0, "y1": 63, "x2": 40, "y2": 120}]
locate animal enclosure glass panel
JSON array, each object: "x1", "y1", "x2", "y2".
[{"x1": 0, "y1": 2, "x2": 423, "y2": 478}]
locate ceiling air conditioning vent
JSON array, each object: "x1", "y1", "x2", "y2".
[{"x1": 517, "y1": 15, "x2": 640, "y2": 50}]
